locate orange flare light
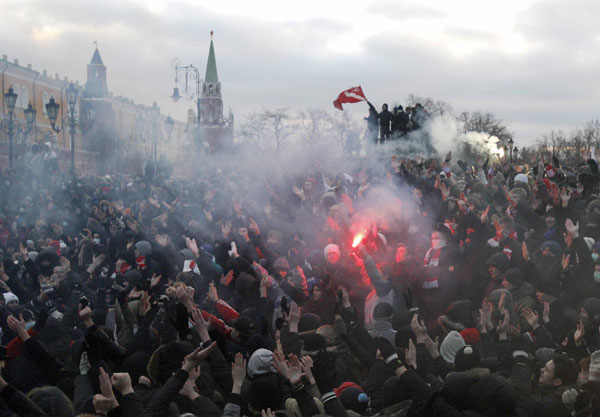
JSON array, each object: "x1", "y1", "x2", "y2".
[{"x1": 352, "y1": 233, "x2": 364, "y2": 248}]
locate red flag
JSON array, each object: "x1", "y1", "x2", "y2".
[{"x1": 333, "y1": 86, "x2": 367, "y2": 111}]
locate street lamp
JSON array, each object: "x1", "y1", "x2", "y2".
[
  {"x1": 507, "y1": 138, "x2": 514, "y2": 164},
  {"x1": 165, "y1": 115, "x2": 174, "y2": 142},
  {"x1": 24, "y1": 103, "x2": 36, "y2": 129},
  {"x1": 171, "y1": 58, "x2": 202, "y2": 150},
  {"x1": 46, "y1": 83, "x2": 94, "y2": 173},
  {"x1": 150, "y1": 101, "x2": 160, "y2": 163},
  {"x1": 3, "y1": 87, "x2": 17, "y2": 168}
]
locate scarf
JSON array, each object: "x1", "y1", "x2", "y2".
[{"x1": 423, "y1": 244, "x2": 445, "y2": 289}]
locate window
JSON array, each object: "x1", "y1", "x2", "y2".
[
  {"x1": 12, "y1": 83, "x2": 20, "y2": 108},
  {"x1": 20, "y1": 86, "x2": 28, "y2": 109},
  {"x1": 42, "y1": 92, "x2": 49, "y2": 114}
]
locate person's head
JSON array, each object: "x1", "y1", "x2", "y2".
[
  {"x1": 395, "y1": 244, "x2": 407, "y2": 263},
  {"x1": 497, "y1": 216, "x2": 515, "y2": 238},
  {"x1": 382, "y1": 103, "x2": 388, "y2": 111},
  {"x1": 502, "y1": 268, "x2": 523, "y2": 290},
  {"x1": 541, "y1": 241, "x2": 561, "y2": 258},
  {"x1": 311, "y1": 282, "x2": 325, "y2": 301},
  {"x1": 545, "y1": 209, "x2": 557, "y2": 228},
  {"x1": 539, "y1": 354, "x2": 578, "y2": 388},
  {"x1": 509, "y1": 188, "x2": 527, "y2": 208},
  {"x1": 324, "y1": 244, "x2": 340, "y2": 265},
  {"x1": 412, "y1": 187, "x2": 423, "y2": 203},
  {"x1": 486, "y1": 253, "x2": 509, "y2": 281},
  {"x1": 430, "y1": 230, "x2": 446, "y2": 250},
  {"x1": 3, "y1": 292, "x2": 19, "y2": 312},
  {"x1": 536, "y1": 279, "x2": 560, "y2": 304},
  {"x1": 28, "y1": 386, "x2": 75, "y2": 417}
]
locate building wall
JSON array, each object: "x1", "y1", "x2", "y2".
[{"x1": 0, "y1": 54, "x2": 189, "y2": 172}]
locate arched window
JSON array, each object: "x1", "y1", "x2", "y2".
[
  {"x1": 42, "y1": 92, "x2": 49, "y2": 114},
  {"x1": 20, "y1": 86, "x2": 28, "y2": 109},
  {"x1": 12, "y1": 83, "x2": 20, "y2": 108},
  {"x1": 209, "y1": 85, "x2": 214, "y2": 95}
]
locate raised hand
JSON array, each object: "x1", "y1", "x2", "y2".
[
  {"x1": 300, "y1": 356, "x2": 316, "y2": 386},
  {"x1": 522, "y1": 241, "x2": 530, "y2": 262},
  {"x1": 185, "y1": 237, "x2": 199, "y2": 257},
  {"x1": 411, "y1": 314, "x2": 428, "y2": 343},
  {"x1": 565, "y1": 219, "x2": 579, "y2": 238},
  {"x1": 574, "y1": 320, "x2": 585, "y2": 347},
  {"x1": 231, "y1": 352, "x2": 246, "y2": 393},
  {"x1": 190, "y1": 308, "x2": 210, "y2": 341},
  {"x1": 521, "y1": 307, "x2": 540, "y2": 330},
  {"x1": 287, "y1": 354, "x2": 305, "y2": 387},
  {"x1": 206, "y1": 282, "x2": 219, "y2": 303},
  {"x1": 111, "y1": 373, "x2": 134, "y2": 396},
  {"x1": 99, "y1": 367, "x2": 118, "y2": 410},
  {"x1": 182, "y1": 342, "x2": 217, "y2": 372},
  {"x1": 405, "y1": 339, "x2": 417, "y2": 369}
]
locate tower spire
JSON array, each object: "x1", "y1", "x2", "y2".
[{"x1": 204, "y1": 32, "x2": 218, "y2": 84}]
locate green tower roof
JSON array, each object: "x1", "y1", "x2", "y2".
[
  {"x1": 204, "y1": 39, "x2": 219, "y2": 84},
  {"x1": 90, "y1": 48, "x2": 104, "y2": 65}
]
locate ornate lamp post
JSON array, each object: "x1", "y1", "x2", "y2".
[
  {"x1": 165, "y1": 115, "x2": 174, "y2": 142},
  {"x1": 3, "y1": 87, "x2": 17, "y2": 168},
  {"x1": 46, "y1": 83, "x2": 95, "y2": 173},
  {"x1": 507, "y1": 138, "x2": 514, "y2": 164},
  {"x1": 150, "y1": 101, "x2": 160, "y2": 163},
  {"x1": 171, "y1": 58, "x2": 202, "y2": 148}
]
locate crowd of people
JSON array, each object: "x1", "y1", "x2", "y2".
[
  {"x1": 365, "y1": 102, "x2": 430, "y2": 144},
  {"x1": 0, "y1": 142, "x2": 599, "y2": 417}
]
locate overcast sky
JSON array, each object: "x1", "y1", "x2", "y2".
[{"x1": 2, "y1": 0, "x2": 599, "y2": 145}]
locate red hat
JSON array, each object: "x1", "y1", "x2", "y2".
[
  {"x1": 460, "y1": 328, "x2": 481, "y2": 345},
  {"x1": 334, "y1": 381, "x2": 363, "y2": 397}
]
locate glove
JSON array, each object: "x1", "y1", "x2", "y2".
[
  {"x1": 562, "y1": 388, "x2": 578, "y2": 409},
  {"x1": 374, "y1": 337, "x2": 403, "y2": 373},
  {"x1": 338, "y1": 306, "x2": 357, "y2": 326},
  {"x1": 312, "y1": 350, "x2": 336, "y2": 395}
]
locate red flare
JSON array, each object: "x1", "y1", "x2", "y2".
[{"x1": 352, "y1": 233, "x2": 364, "y2": 248}]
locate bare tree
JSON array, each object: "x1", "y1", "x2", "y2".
[
  {"x1": 332, "y1": 110, "x2": 361, "y2": 154},
  {"x1": 458, "y1": 111, "x2": 513, "y2": 145},
  {"x1": 405, "y1": 93, "x2": 453, "y2": 117},
  {"x1": 239, "y1": 111, "x2": 269, "y2": 148},
  {"x1": 265, "y1": 108, "x2": 294, "y2": 151},
  {"x1": 298, "y1": 108, "x2": 334, "y2": 148}
]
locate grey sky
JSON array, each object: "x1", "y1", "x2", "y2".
[{"x1": 2, "y1": 0, "x2": 599, "y2": 146}]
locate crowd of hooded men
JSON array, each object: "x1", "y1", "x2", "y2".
[
  {"x1": 0, "y1": 126, "x2": 599, "y2": 417},
  {"x1": 365, "y1": 102, "x2": 430, "y2": 144}
]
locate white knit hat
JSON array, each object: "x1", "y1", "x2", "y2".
[
  {"x1": 3, "y1": 292, "x2": 19, "y2": 304},
  {"x1": 440, "y1": 331, "x2": 466, "y2": 363},
  {"x1": 589, "y1": 350, "x2": 600, "y2": 382},
  {"x1": 514, "y1": 173, "x2": 529, "y2": 184},
  {"x1": 324, "y1": 243, "x2": 340, "y2": 258}
]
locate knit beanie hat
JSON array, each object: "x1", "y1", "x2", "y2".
[
  {"x1": 536, "y1": 278, "x2": 561, "y2": 297},
  {"x1": 3, "y1": 292, "x2": 18, "y2": 304},
  {"x1": 440, "y1": 331, "x2": 466, "y2": 363},
  {"x1": 298, "y1": 313, "x2": 321, "y2": 333},
  {"x1": 460, "y1": 328, "x2": 481, "y2": 346},
  {"x1": 135, "y1": 240, "x2": 152, "y2": 257},
  {"x1": 504, "y1": 268, "x2": 524, "y2": 287},
  {"x1": 373, "y1": 302, "x2": 394, "y2": 320},
  {"x1": 514, "y1": 173, "x2": 529, "y2": 184},
  {"x1": 324, "y1": 244, "x2": 340, "y2": 259},
  {"x1": 455, "y1": 345, "x2": 481, "y2": 371},
  {"x1": 337, "y1": 386, "x2": 368, "y2": 414},
  {"x1": 534, "y1": 347, "x2": 556, "y2": 365},
  {"x1": 589, "y1": 350, "x2": 600, "y2": 382},
  {"x1": 541, "y1": 241, "x2": 561, "y2": 257},
  {"x1": 247, "y1": 348, "x2": 276, "y2": 378}
]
